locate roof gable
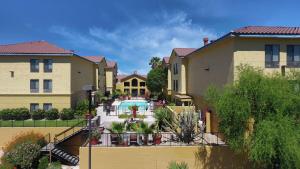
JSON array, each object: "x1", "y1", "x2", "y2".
[
  {"x1": 0, "y1": 41, "x2": 73, "y2": 54},
  {"x1": 117, "y1": 73, "x2": 146, "y2": 82},
  {"x1": 173, "y1": 48, "x2": 196, "y2": 57},
  {"x1": 83, "y1": 56, "x2": 104, "y2": 63}
]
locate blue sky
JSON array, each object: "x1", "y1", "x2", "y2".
[{"x1": 1, "y1": 0, "x2": 300, "y2": 74}]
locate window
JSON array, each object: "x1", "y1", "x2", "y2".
[
  {"x1": 30, "y1": 79, "x2": 39, "y2": 93},
  {"x1": 173, "y1": 80, "x2": 178, "y2": 92},
  {"x1": 43, "y1": 103, "x2": 52, "y2": 111},
  {"x1": 43, "y1": 80, "x2": 52, "y2": 93},
  {"x1": 44, "y1": 59, "x2": 53, "y2": 72},
  {"x1": 132, "y1": 79, "x2": 138, "y2": 87},
  {"x1": 140, "y1": 82, "x2": 146, "y2": 87},
  {"x1": 10, "y1": 71, "x2": 14, "y2": 78},
  {"x1": 124, "y1": 82, "x2": 130, "y2": 87},
  {"x1": 173, "y1": 63, "x2": 178, "y2": 75},
  {"x1": 30, "y1": 59, "x2": 39, "y2": 72},
  {"x1": 140, "y1": 89, "x2": 145, "y2": 96},
  {"x1": 265, "y1": 45, "x2": 280, "y2": 68},
  {"x1": 287, "y1": 45, "x2": 300, "y2": 67},
  {"x1": 30, "y1": 103, "x2": 39, "y2": 112}
]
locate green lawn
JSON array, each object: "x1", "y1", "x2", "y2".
[{"x1": 0, "y1": 118, "x2": 86, "y2": 127}]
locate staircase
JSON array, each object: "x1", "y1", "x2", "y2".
[{"x1": 41, "y1": 120, "x2": 90, "y2": 166}]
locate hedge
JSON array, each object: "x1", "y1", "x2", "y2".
[
  {"x1": 60, "y1": 108, "x2": 74, "y2": 120},
  {"x1": 31, "y1": 109, "x2": 45, "y2": 120},
  {"x1": 44, "y1": 108, "x2": 59, "y2": 120}
]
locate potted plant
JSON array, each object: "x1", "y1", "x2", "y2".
[
  {"x1": 137, "y1": 122, "x2": 154, "y2": 145},
  {"x1": 111, "y1": 122, "x2": 125, "y2": 145},
  {"x1": 90, "y1": 129, "x2": 101, "y2": 145}
]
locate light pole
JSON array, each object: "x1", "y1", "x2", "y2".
[{"x1": 82, "y1": 85, "x2": 95, "y2": 169}]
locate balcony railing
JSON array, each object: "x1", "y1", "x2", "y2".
[{"x1": 30, "y1": 88, "x2": 39, "y2": 93}]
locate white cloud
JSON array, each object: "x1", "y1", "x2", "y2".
[{"x1": 49, "y1": 12, "x2": 217, "y2": 74}]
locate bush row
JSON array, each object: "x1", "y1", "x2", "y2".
[{"x1": 0, "y1": 108, "x2": 75, "y2": 120}]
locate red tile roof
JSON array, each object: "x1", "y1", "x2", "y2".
[
  {"x1": 163, "y1": 57, "x2": 170, "y2": 64},
  {"x1": 106, "y1": 61, "x2": 117, "y2": 68},
  {"x1": 117, "y1": 74, "x2": 147, "y2": 82},
  {"x1": 173, "y1": 48, "x2": 196, "y2": 57},
  {"x1": 0, "y1": 41, "x2": 73, "y2": 54},
  {"x1": 83, "y1": 56, "x2": 104, "y2": 63},
  {"x1": 234, "y1": 26, "x2": 300, "y2": 35}
]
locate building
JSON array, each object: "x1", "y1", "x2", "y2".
[
  {"x1": 105, "y1": 61, "x2": 118, "y2": 95},
  {"x1": 116, "y1": 72, "x2": 148, "y2": 97},
  {"x1": 168, "y1": 26, "x2": 300, "y2": 132},
  {"x1": 0, "y1": 41, "x2": 97, "y2": 111},
  {"x1": 162, "y1": 56, "x2": 171, "y2": 99},
  {"x1": 168, "y1": 48, "x2": 196, "y2": 106},
  {"x1": 84, "y1": 56, "x2": 107, "y2": 95}
]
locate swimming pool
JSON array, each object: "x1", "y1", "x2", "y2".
[{"x1": 117, "y1": 100, "x2": 149, "y2": 113}]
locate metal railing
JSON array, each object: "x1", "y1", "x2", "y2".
[
  {"x1": 84, "y1": 132, "x2": 225, "y2": 147},
  {"x1": 0, "y1": 118, "x2": 85, "y2": 127},
  {"x1": 54, "y1": 120, "x2": 88, "y2": 144}
]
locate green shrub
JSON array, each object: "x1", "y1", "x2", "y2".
[
  {"x1": 60, "y1": 108, "x2": 74, "y2": 120},
  {"x1": 3, "y1": 131, "x2": 47, "y2": 153},
  {"x1": 75, "y1": 99, "x2": 89, "y2": 116},
  {"x1": 0, "y1": 109, "x2": 13, "y2": 120},
  {"x1": 38, "y1": 156, "x2": 49, "y2": 169},
  {"x1": 168, "y1": 161, "x2": 189, "y2": 169},
  {"x1": 13, "y1": 108, "x2": 31, "y2": 120},
  {"x1": 31, "y1": 109, "x2": 45, "y2": 120},
  {"x1": 4, "y1": 142, "x2": 41, "y2": 169},
  {"x1": 46, "y1": 162, "x2": 61, "y2": 169},
  {"x1": 0, "y1": 162, "x2": 14, "y2": 169},
  {"x1": 44, "y1": 108, "x2": 59, "y2": 120}
]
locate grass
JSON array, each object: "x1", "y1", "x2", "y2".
[
  {"x1": 0, "y1": 118, "x2": 86, "y2": 127},
  {"x1": 118, "y1": 114, "x2": 146, "y2": 119}
]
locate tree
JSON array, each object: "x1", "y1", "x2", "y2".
[
  {"x1": 205, "y1": 65, "x2": 300, "y2": 169},
  {"x1": 149, "y1": 57, "x2": 162, "y2": 69},
  {"x1": 146, "y1": 67, "x2": 167, "y2": 97}
]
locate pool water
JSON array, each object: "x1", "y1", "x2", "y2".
[{"x1": 118, "y1": 100, "x2": 149, "y2": 113}]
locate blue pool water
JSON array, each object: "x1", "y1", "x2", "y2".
[{"x1": 118, "y1": 100, "x2": 149, "y2": 112}]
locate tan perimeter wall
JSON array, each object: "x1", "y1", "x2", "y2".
[
  {"x1": 0, "y1": 127, "x2": 73, "y2": 148},
  {"x1": 80, "y1": 146, "x2": 256, "y2": 169}
]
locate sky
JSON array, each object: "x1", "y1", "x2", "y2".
[{"x1": 0, "y1": 0, "x2": 300, "y2": 74}]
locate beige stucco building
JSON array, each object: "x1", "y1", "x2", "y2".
[
  {"x1": 105, "y1": 61, "x2": 118, "y2": 95},
  {"x1": 0, "y1": 41, "x2": 97, "y2": 111},
  {"x1": 116, "y1": 72, "x2": 149, "y2": 97},
  {"x1": 168, "y1": 26, "x2": 300, "y2": 131}
]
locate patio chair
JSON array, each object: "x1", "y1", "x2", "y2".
[
  {"x1": 129, "y1": 133, "x2": 138, "y2": 145},
  {"x1": 111, "y1": 134, "x2": 118, "y2": 145}
]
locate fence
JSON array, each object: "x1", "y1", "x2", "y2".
[
  {"x1": 0, "y1": 118, "x2": 86, "y2": 127},
  {"x1": 85, "y1": 132, "x2": 225, "y2": 147}
]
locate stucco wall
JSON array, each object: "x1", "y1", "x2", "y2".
[
  {"x1": 0, "y1": 56, "x2": 71, "y2": 95},
  {"x1": 0, "y1": 127, "x2": 72, "y2": 148},
  {"x1": 0, "y1": 55, "x2": 72, "y2": 109},
  {"x1": 98, "y1": 59, "x2": 107, "y2": 94},
  {"x1": 105, "y1": 70, "x2": 114, "y2": 94},
  {"x1": 70, "y1": 56, "x2": 96, "y2": 107},
  {"x1": 79, "y1": 146, "x2": 255, "y2": 169},
  {"x1": 169, "y1": 51, "x2": 188, "y2": 96},
  {"x1": 187, "y1": 38, "x2": 234, "y2": 99},
  {"x1": 0, "y1": 95, "x2": 70, "y2": 110},
  {"x1": 233, "y1": 37, "x2": 300, "y2": 80}
]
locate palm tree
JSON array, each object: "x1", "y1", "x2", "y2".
[{"x1": 149, "y1": 57, "x2": 162, "y2": 69}]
